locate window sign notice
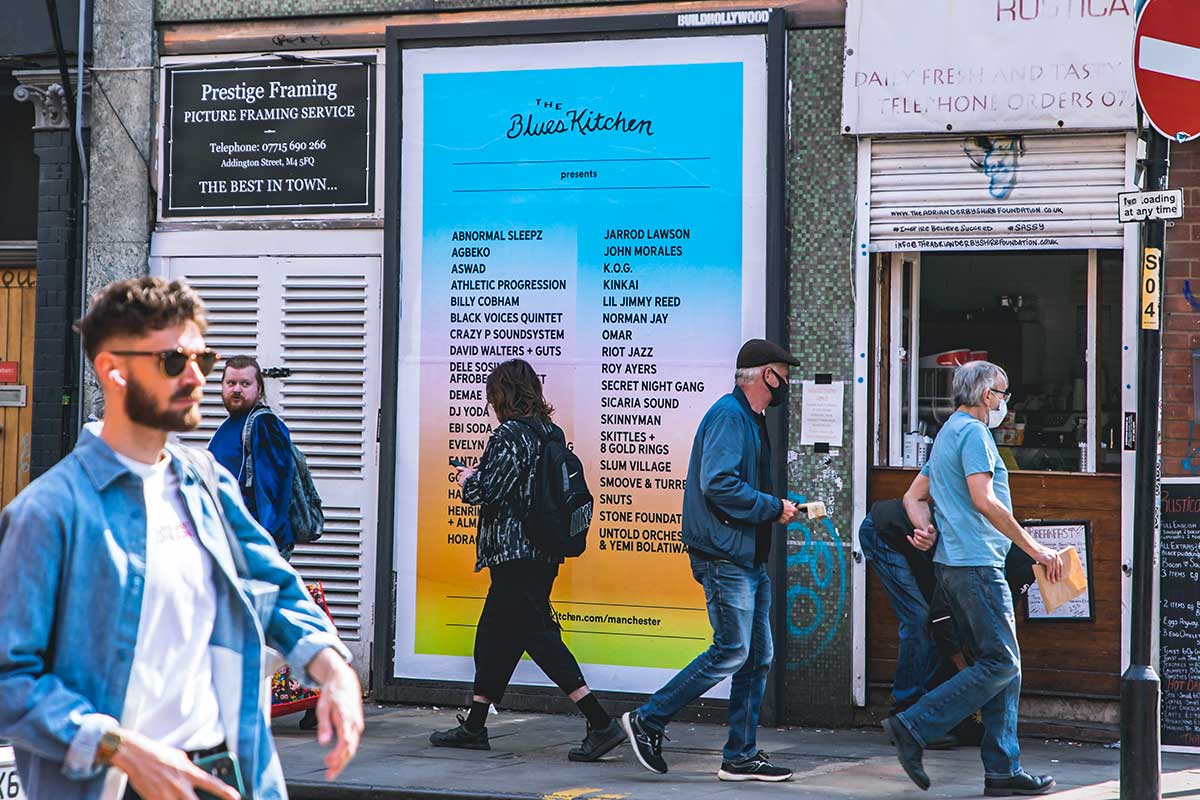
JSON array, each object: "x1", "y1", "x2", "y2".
[
  {"x1": 799, "y1": 380, "x2": 844, "y2": 447},
  {"x1": 393, "y1": 36, "x2": 768, "y2": 695},
  {"x1": 162, "y1": 57, "x2": 375, "y2": 217}
]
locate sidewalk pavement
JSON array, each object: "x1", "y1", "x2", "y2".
[{"x1": 275, "y1": 705, "x2": 1200, "y2": 800}]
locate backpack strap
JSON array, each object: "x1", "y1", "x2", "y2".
[{"x1": 240, "y1": 405, "x2": 274, "y2": 490}]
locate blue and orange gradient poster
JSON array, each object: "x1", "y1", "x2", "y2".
[{"x1": 394, "y1": 35, "x2": 768, "y2": 694}]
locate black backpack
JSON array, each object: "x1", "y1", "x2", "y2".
[{"x1": 515, "y1": 419, "x2": 593, "y2": 558}]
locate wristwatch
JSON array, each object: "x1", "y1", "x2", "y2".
[{"x1": 96, "y1": 729, "x2": 123, "y2": 766}]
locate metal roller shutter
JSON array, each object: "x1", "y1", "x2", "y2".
[{"x1": 867, "y1": 132, "x2": 1132, "y2": 252}]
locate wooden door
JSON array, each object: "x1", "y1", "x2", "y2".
[{"x1": 0, "y1": 267, "x2": 36, "y2": 509}]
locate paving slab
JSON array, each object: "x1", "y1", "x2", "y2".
[{"x1": 275, "y1": 705, "x2": 1200, "y2": 800}]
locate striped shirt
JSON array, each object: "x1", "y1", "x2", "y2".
[{"x1": 463, "y1": 417, "x2": 561, "y2": 571}]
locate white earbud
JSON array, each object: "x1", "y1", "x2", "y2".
[{"x1": 108, "y1": 369, "x2": 126, "y2": 387}]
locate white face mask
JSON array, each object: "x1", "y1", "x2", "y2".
[{"x1": 987, "y1": 398, "x2": 1008, "y2": 429}]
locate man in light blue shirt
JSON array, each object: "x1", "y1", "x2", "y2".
[{"x1": 881, "y1": 361, "x2": 1064, "y2": 797}]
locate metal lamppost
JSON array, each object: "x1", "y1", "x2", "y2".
[{"x1": 1119, "y1": 125, "x2": 1168, "y2": 800}]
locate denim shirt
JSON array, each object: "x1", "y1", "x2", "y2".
[
  {"x1": 0, "y1": 430, "x2": 350, "y2": 800},
  {"x1": 680, "y1": 387, "x2": 784, "y2": 567}
]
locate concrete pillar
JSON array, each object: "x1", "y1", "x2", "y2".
[{"x1": 84, "y1": 0, "x2": 155, "y2": 418}]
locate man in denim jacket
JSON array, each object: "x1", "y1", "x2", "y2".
[
  {"x1": 622, "y1": 339, "x2": 800, "y2": 782},
  {"x1": 0, "y1": 277, "x2": 363, "y2": 799}
]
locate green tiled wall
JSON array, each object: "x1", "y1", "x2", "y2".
[{"x1": 780, "y1": 27, "x2": 857, "y2": 725}]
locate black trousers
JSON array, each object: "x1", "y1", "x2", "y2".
[{"x1": 473, "y1": 559, "x2": 587, "y2": 703}]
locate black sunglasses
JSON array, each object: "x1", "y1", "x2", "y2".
[{"x1": 108, "y1": 348, "x2": 220, "y2": 378}]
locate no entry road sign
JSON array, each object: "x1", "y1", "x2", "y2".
[{"x1": 1135, "y1": 0, "x2": 1200, "y2": 142}]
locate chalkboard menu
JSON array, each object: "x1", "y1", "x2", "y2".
[
  {"x1": 1161, "y1": 479, "x2": 1200, "y2": 750},
  {"x1": 162, "y1": 56, "x2": 376, "y2": 217}
]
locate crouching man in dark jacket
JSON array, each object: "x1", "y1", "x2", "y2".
[{"x1": 621, "y1": 339, "x2": 800, "y2": 783}]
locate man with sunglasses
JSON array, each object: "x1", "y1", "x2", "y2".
[
  {"x1": 0, "y1": 277, "x2": 363, "y2": 800},
  {"x1": 883, "y1": 360, "x2": 1064, "y2": 797}
]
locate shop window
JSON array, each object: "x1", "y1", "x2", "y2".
[{"x1": 874, "y1": 249, "x2": 1122, "y2": 474}]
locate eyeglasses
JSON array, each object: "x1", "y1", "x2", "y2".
[
  {"x1": 988, "y1": 388, "x2": 1013, "y2": 401},
  {"x1": 108, "y1": 348, "x2": 220, "y2": 378}
]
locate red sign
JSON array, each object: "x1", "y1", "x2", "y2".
[
  {"x1": 1135, "y1": 0, "x2": 1200, "y2": 142},
  {"x1": 0, "y1": 362, "x2": 16, "y2": 383}
]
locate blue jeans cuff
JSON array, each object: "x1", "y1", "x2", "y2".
[
  {"x1": 634, "y1": 706, "x2": 666, "y2": 734},
  {"x1": 895, "y1": 712, "x2": 928, "y2": 748}
]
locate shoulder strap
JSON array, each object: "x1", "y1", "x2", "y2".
[
  {"x1": 174, "y1": 445, "x2": 250, "y2": 579},
  {"x1": 240, "y1": 405, "x2": 274, "y2": 489}
]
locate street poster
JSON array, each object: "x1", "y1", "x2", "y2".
[
  {"x1": 161, "y1": 55, "x2": 377, "y2": 217},
  {"x1": 1161, "y1": 479, "x2": 1200, "y2": 752},
  {"x1": 392, "y1": 35, "x2": 768, "y2": 694}
]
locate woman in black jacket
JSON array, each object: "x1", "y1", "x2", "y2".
[{"x1": 430, "y1": 359, "x2": 624, "y2": 762}]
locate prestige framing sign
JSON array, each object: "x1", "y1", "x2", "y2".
[
  {"x1": 380, "y1": 13, "x2": 785, "y2": 698},
  {"x1": 160, "y1": 54, "x2": 377, "y2": 217},
  {"x1": 842, "y1": 0, "x2": 1137, "y2": 135}
]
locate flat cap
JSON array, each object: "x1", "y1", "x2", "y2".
[{"x1": 736, "y1": 338, "x2": 801, "y2": 369}]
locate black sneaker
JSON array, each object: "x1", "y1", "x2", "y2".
[
  {"x1": 621, "y1": 711, "x2": 668, "y2": 774},
  {"x1": 717, "y1": 750, "x2": 793, "y2": 782},
  {"x1": 429, "y1": 715, "x2": 490, "y2": 750},
  {"x1": 568, "y1": 718, "x2": 626, "y2": 762},
  {"x1": 984, "y1": 771, "x2": 1056, "y2": 796}
]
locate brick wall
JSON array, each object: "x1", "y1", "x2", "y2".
[
  {"x1": 1162, "y1": 140, "x2": 1200, "y2": 478},
  {"x1": 30, "y1": 129, "x2": 79, "y2": 479}
]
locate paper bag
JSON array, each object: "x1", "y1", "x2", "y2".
[{"x1": 1032, "y1": 546, "x2": 1088, "y2": 614}]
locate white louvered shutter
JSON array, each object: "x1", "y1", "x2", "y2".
[
  {"x1": 279, "y1": 264, "x2": 378, "y2": 648},
  {"x1": 867, "y1": 132, "x2": 1132, "y2": 252},
  {"x1": 159, "y1": 255, "x2": 382, "y2": 676},
  {"x1": 172, "y1": 268, "x2": 263, "y2": 450}
]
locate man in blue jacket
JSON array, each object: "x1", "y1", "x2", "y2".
[
  {"x1": 0, "y1": 277, "x2": 363, "y2": 800},
  {"x1": 209, "y1": 355, "x2": 296, "y2": 560},
  {"x1": 622, "y1": 339, "x2": 800, "y2": 782}
]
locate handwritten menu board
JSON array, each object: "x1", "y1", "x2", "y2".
[
  {"x1": 1023, "y1": 521, "x2": 1093, "y2": 621},
  {"x1": 1161, "y1": 480, "x2": 1200, "y2": 750}
]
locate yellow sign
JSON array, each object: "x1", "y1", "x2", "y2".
[{"x1": 1141, "y1": 247, "x2": 1162, "y2": 330}]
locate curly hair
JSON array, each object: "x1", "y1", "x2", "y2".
[
  {"x1": 76, "y1": 277, "x2": 207, "y2": 361},
  {"x1": 486, "y1": 359, "x2": 554, "y2": 423}
]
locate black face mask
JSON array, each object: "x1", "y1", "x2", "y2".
[{"x1": 767, "y1": 368, "x2": 788, "y2": 407}]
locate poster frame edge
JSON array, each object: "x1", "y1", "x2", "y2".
[{"x1": 373, "y1": 8, "x2": 789, "y2": 705}]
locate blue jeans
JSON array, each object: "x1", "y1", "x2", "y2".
[
  {"x1": 898, "y1": 565, "x2": 1022, "y2": 779},
  {"x1": 858, "y1": 515, "x2": 941, "y2": 710},
  {"x1": 637, "y1": 555, "x2": 772, "y2": 762}
]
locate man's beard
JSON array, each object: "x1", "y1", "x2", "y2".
[
  {"x1": 223, "y1": 395, "x2": 250, "y2": 414},
  {"x1": 125, "y1": 374, "x2": 202, "y2": 432}
]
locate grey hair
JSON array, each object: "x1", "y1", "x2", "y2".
[
  {"x1": 735, "y1": 367, "x2": 760, "y2": 386},
  {"x1": 952, "y1": 361, "x2": 1008, "y2": 408},
  {"x1": 735, "y1": 362, "x2": 788, "y2": 387}
]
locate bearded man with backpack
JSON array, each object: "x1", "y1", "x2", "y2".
[
  {"x1": 209, "y1": 355, "x2": 324, "y2": 562},
  {"x1": 429, "y1": 358, "x2": 625, "y2": 762}
]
